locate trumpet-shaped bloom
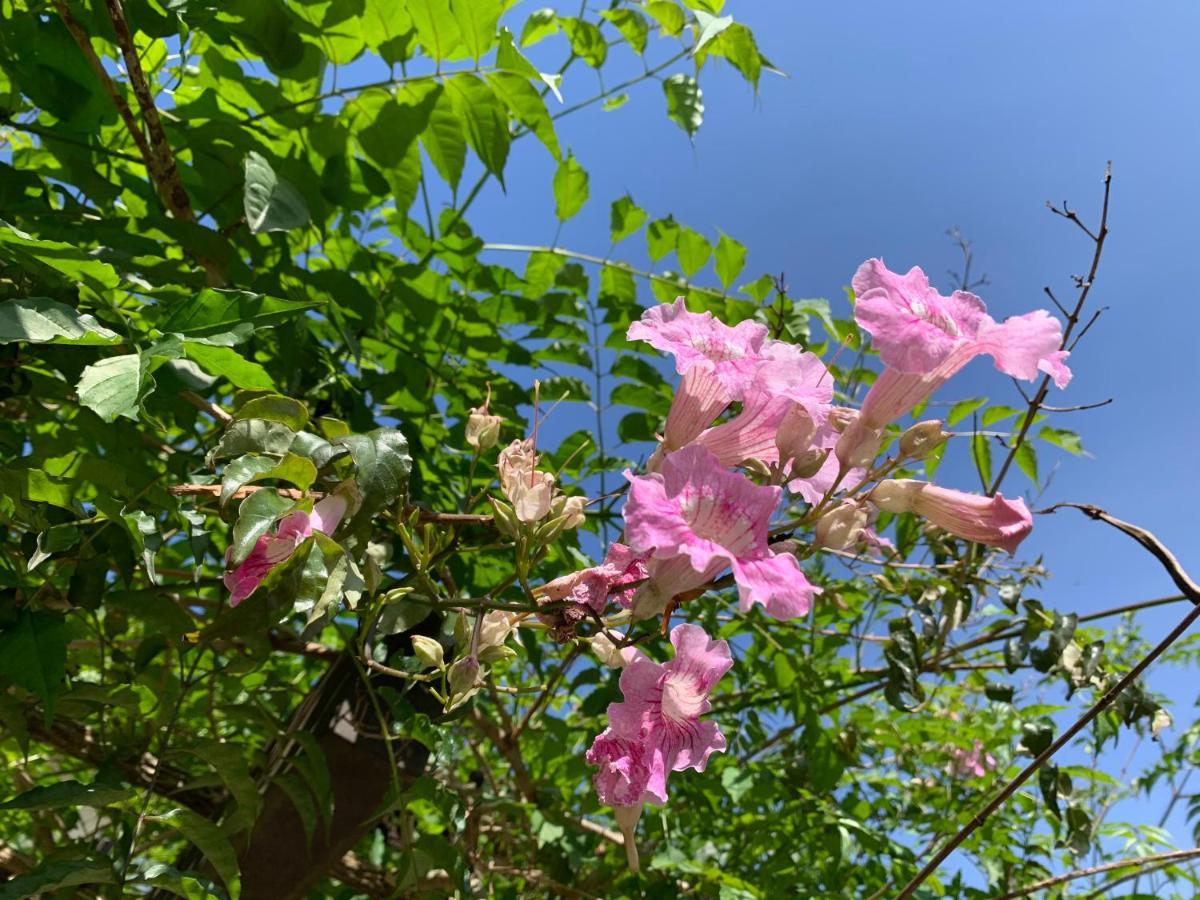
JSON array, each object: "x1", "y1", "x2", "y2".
[
  {"x1": 696, "y1": 341, "x2": 833, "y2": 467},
  {"x1": 587, "y1": 624, "x2": 732, "y2": 807},
  {"x1": 624, "y1": 444, "x2": 820, "y2": 620},
  {"x1": 536, "y1": 543, "x2": 648, "y2": 614},
  {"x1": 870, "y1": 479, "x2": 1032, "y2": 554},
  {"x1": 846, "y1": 260, "x2": 1072, "y2": 458},
  {"x1": 498, "y1": 438, "x2": 557, "y2": 522},
  {"x1": 628, "y1": 299, "x2": 768, "y2": 453},
  {"x1": 224, "y1": 494, "x2": 347, "y2": 607}
]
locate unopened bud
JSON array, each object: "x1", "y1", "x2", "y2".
[
  {"x1": 741, "y1": 457, "x2": 772, "y2": 480},
  {"x1": 815, "y1": 501, "x2": 869, "y2": 550},
  {"x1": 835, "y1": 420, "x2": 883, "y2": 470},
  {"x1": 790, "y1": 448, "x2": 830, "y2": 479},
  {"x1": 828, "y1": 406, "x2": 859, "y2": 433},
  {"x1": 411, "y1": 635, "x2": 445, "y2": 670},
  {"x1": 478, "y1": 644, "x2": 518, "y2": 665},
  {"x1": 466, "y1": 407, "x2": 502, "y2": 450},
  {"x1": 448, "y1": 655, "x2": 481, "y2": 694},
  {"x1": 775, "y1": 404, "x2": 817, "y2": 463},
  {"x1": 488, "y1": 497, "x2": 520, "y2": 538},
  {"x1": 899, "y1": 420, "x2": 950, "y2": 460},
  {"x1": 551, "y1": 494, "x2": 587, "y2": 530},
  {"x1": 870, "y1": 479, "x2": 918, "y2": 514}
]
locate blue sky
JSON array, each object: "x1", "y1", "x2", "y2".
[{"x1": 451, "y1": 0, "x2": 1200, "y2": 869}]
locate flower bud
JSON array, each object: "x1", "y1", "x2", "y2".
[
  {"x1": 775, "y1": 404, "x2": 817, "y2": 464},
  {"x1": 511, "y1": 472, "x2": 556, "y2": 523},
  {"x1": 478, "y1": 644, "x2": 518, "y2": 665},
  {"x1": 448, "y1": 655, "x2": 481, "y2": 694},
  {"x1": 814, "y1": 501, "x2": 869, "y2": 550},
  {"x1": 465, "y1": 407, "x2": 502, "y2": 450},
  {"x1": 488, "y1": 497, "x2": 520, "y2": 538},
  {"x1": 477, "y1": 610, "x2": 519, "y2": 651},
  {"x1": 827, "y1": 406, "x2": 859, "y2": 433},
  {"x1": 411, "y1": 635, "x2": 445, "y2": 670},
  {"x1": 899, "y1": 419, "x2": 950, "y2": 460},
  {"x1": 789, "y1": 448, "x2": 830, "y2": 479},
  {"x1": 869, "y1": 479, "x2": 918, "y2": 514},
  {"x1": 835, "y1": 420, "x2": 884, "y2": 471},
  {"x1": 552, "y1": 494, "x2": 587, "y2": 530}
]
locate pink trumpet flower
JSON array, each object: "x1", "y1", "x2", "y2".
[
  {"x1": 224, "y1": 494, "x2": 348, "y2": 607},
  {"x1": 587, "y1": 623, "x2": 732, "y2": 813},
  {"x1": 870, "y1": 479, "x2": 1033, "y2": 554},
  {"x1": 624, "y1": 444, "x2": 820, "y2": 621},
  {"x1": 627, "y1": 299, "x2": 768, "y2": 456},
  {"x1": 838, "y1": 259, "x2": 1072, "y2": 468}
]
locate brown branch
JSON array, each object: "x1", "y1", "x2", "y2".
[
  {"x1": 988, "y1": 162, "x2": 1112, "y2": 496},
  {"x1": 896, "y1": 508, "x2": 1200, "y2": 899},
  {"x1": 180, "y1": 391, "x2": 233, "y2": 424},
  {"x1": 995, "y1": 846, "x2": 1200, "y2": 900}
]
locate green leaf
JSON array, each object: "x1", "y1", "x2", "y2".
[
  {"x1": 445, "y1": 74, "x2": 511, "y2": 185},
  {"x1": 450, "y1": 0, "x2": 499, "y2": 62},
  {"x1": 972, "y1": 429, "x2": 993, "y2": 489},
  {"x1": 221, "y1": 452, "x2": 317, "y2": 506},
  {"x1": 157, "y1": 289, "x2": 319, "y2": 337},
  {"x1": 677, "y1": 227, "x2": 712, "y2": 278},
  {"x1": 406, "y1": 0, "x2": 462, "y2": 61},
  {"x1": 710, "y1": 22, "x2": 763, "y2": 86},
  {"x1": 334, "y1": 427, "x2": 412, "y2": 517},
  {"x1": 0, "y1": 609, "x2": 67, "y2": 725},
  {"x1": 0, "y1": 297, "x2": 120, "y2": 346},
  {"x1": 1014, "y1": 441, "x2": 1039, "y2": 485},
  {"x1": 76, "y1": 353, "x2": 149, "y2": 423},
  {"x1": 600, "y1": 9, "x2": 649, "y2": 53},
  {"x1": 663, "y1": 73, "x2": 704, "y2": 137},
  {"x1": 561, "y1": 18, "x2": 607, "y2": 67},
  {"x1": 1039, "y1": 426, "x2": 1085, "y2": 455},
  {"x1": 947, "y1": 397, "x2": 987, "y2": 427},
  {"x1": 243, "y1": 152, "x2": 310, "y2": 234},
  {"x1": 232, "y1": 395, "x2": 310, "y2": 431},
  {"x1": 553, "y1": 152, "x2": 589, "y2": 222},
  {"x1": 183, "y1": 342, "x2": 275, "y2": 391},
  {"x1": 230, "y1": 489, "x2": 296, "y2": 566},
  {"x1": 362, "y1": 0, "x2": 415, "y2": 64},
  {"x1": 644, "y1": 1, "x2": 686, "y2": 36},
  {"x1": 714, "y1": 233, "x2": 747, "y2": 288},
  {"x1": 0, "y1": 859, "x2": 114, "y2": 900},
  {"x1": 646, "y1": 216, "x2": 680, "y2": 262},
  {"x1": 206, "y1": 420, "x2": 298, "y2": 466},
  {"x1": 182, "y1": 742, "x2": 262, "y2": 832},
  {"x1": 153, "y1": 809, "x2": 241, "y2": 899},
  {"x1": 419, "y1": 86, "x2": 467, "y2": 190},
  {"x1": 520, "y1": 8, "x2": 558, "y2": 46},
  {"x1": 693, "y1": 10, "x2": 733, "y2": 52},
  {"x1": 486, "y1": 72, "x2": 561, "y2": 161},
  {"x1": 610, "y1": 195, "x2": 647, "y2": 244},
  {"x1": 0, "y1": 779, "x2": 132, "y2": 811}
]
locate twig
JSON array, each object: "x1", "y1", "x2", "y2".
[
  {"x1": 989, "y1": 163, "x2": 1111, "y2": 496},
  {"x1": 896, "y1": 506, "x2": 1200, "y2": 899},
  {"x1": 180, "y1": 390, "x2": 232, "y2": 424},
  {"x1": 995, "y1": 846, "x2": 1200, "y2": 899},
  {"x1": 1039, "y1": 398, "x2": 1113, "y2": 413}
]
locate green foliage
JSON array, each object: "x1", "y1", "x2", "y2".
[{"x1": 0, "y1": 1, "x2": 1179, "y2": 898}]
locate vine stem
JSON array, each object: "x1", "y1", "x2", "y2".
[
  {"x1": 895, "y1": 505, "x2": 1200, "y2": 899},
  {"x1": 994, "y1": 845, "x2": 1200, "y2": 899}
]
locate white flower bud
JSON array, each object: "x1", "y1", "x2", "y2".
[
  {"x1": 411, "y1": 635, "x2": 445, "y2": 670},
  {"x1": 814, "y1": 501, "x2": 869, "y2": 550},
  {"x1": 899, "y1": 420, "x2": 950, "y2": 460}
]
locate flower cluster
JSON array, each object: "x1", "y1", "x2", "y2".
[{"x1": 559, "y1": 260, "x2": 1070, "y2": 862}]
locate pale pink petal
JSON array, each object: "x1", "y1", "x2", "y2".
[
  {"x1": 731, "y1": 553, "x2": 821, "y2": 619},
  {"x1": 975, "y1": 310, "x2": 1072, "y2": 387},
  {"x1": 224, "y1": 533, "x2": 301, "y2": 607},
  {"x1": 853, "y1": 259, "x2": 986, "y2": 372},
  {"x1": 310, "y1": 494, "x2": 348, "y2": 535},
  {"x1": 666, "y1": 623, "x2": 734, "y2": 694},
  {"x1": 626, "y1": 298, "x2": 768, "y2": 383},
  {"x1": 660, "y1": 367, "x2": 734, "y2": 453},
  {"x1": 274, "y1": 509, "x2": 313, "y2": 542},
  {"x1": 872, "y1": 479, "x2": 1033, "y2": 554}
]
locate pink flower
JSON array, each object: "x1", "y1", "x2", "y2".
[
  {"x1": 695, "y1": 341, "x2": 833, "y2": 468},
  {"x1": 498, "y1": 438, "x2": 557, "y2": 522},
  {"x1": 587, "y1": 623, "x2": 732, "y2": 808},
  {"x1": 870, "y1": 479, "x2": 1032, "y2": 554},
  {"x1": 627, "y1": 299, "x2": 767, "y2": 454},
  {"x1": 948, "y1": 739, "x2": 998, "y2": 778},
  {"x1": 841, "y1": 260, "x2": 1072, "y2": 466},
  {"x1": 224, "y1": 494, "x2": 347, "y2": 607},
  {"x1": 535, "y1": 543, "x2": 648, "y2": 614},
  {"x1": 623, "y1": 445, "x2": 820, "y2": 620}
]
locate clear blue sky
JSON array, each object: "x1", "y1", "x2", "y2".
[{"x1": 463, "y1": 0, "x2": 1200, "y2": 862}]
